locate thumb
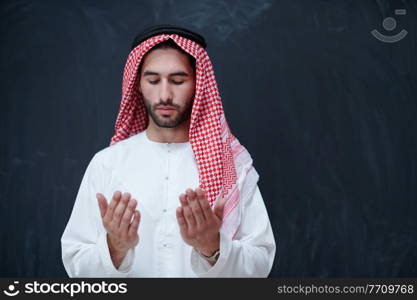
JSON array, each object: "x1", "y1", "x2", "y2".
[{"x1": 214, "y1": 197, "x2": 227, "y2": 220}]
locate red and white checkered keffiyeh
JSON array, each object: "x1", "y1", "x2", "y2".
[{"x1": 110, "y1": 34, "x2": 257, "y2": 239}]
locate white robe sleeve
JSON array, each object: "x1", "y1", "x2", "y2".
[
  {"x1": 61, "y1": 154, "x2": 136, "y2": 277},
  {"x1": 190, "y1": 170, "x2": 276, "y2": 277}
]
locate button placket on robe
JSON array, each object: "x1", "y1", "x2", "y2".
[
  {"x1": 154, "y1": 143, "x2": 165, "y2": 276},
  {"x1": 159, "y1": 142, "x2": 173, "y2": 276},
  {"x1": 165, "y1": 142, "x2": 178, "y2": 276}
]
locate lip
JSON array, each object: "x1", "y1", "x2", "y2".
[{"x1": 156, "y1": 107, "x2": 176, "y2": 111}]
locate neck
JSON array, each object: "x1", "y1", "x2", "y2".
[{"x1": 146, "y1": 117, "x2": 190, "y2": 143}]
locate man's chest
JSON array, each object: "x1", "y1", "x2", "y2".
[{"x1": 107, "y1": 149, "x2": 200, "y2": 221}]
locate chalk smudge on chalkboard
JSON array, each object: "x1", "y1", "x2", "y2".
[{"x1": 151, "y1": 0, "x2": 273, "y2": 41}]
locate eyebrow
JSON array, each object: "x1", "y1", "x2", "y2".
[{"x1": 143, "y1": 71, "x2": 190, "y2": 77}]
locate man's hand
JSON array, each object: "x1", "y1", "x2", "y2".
[
  {"x1": 96, "y1": 191, "x2": 141, "y2": 269},
  {"x1": 175, "y1": 187, "x2": 226, "y2": 260}
]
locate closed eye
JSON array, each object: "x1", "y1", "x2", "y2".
[{"x1": 147, "y1": 78, "x2": 186, "y2": 85}]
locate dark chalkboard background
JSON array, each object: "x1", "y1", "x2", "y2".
[{"x1": 1, "y1": 0, "x2": 416, "y2": 277}]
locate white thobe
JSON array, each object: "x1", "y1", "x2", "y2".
[{"x1": 61, "y1": 130, "x2": 276, "y2": 277}]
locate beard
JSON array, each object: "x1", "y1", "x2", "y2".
[{"x1": 143, "y1": 96, "x2": 194, "y2": 128}]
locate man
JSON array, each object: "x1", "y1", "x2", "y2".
[{"x1": 61, "y1": 25, "x2": 276, "y2": 277}]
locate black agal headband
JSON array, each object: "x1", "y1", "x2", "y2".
[{"x1": 131, "y1": 24, "x2": 207, "y2": 50}]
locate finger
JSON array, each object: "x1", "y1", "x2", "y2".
[
  {"x1": 96, "y1": 193, "x2": 108, "y2": 218},
  {"x1": 120, "y1": 198, "x2": 137, "y2": 234},
  {"x1": 176, "y1": 206, "x2": 188, "y2": 233},
  {"x1": 180, "y1": 195, "x2": 197, "y2": 229},
  {"x1": 103, "y1": 191, "x2": 122, "y2": 223},
  {"x1": 128, "y1": 210, "x2": 141, "y2": 237},
  {"x1": 179, "y1": 193, "x2": 188, "y2": 206},
  {"x1": 112, "y1": 192, "x2": 131, "y2": 228},
  {"x1": 214, "y1": 197, "x2": 227, "y2": 221},
  {"x1": 185, "y1": 188, "x2": 197, "y2": 203},
  {"x1": 186, "y1": 189, "x2": 206, "y2": 228},
  {"x1": 195, "y1": 188, "x2": 211, "y2": 220}
]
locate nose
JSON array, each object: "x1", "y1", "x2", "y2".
[{"x1": 159, "y1": 80, "x2": 173, "y2": 103}]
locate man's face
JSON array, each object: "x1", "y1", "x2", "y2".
[{"x1": 139, "y1": 47, "x2": 196, "y2": 128}]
